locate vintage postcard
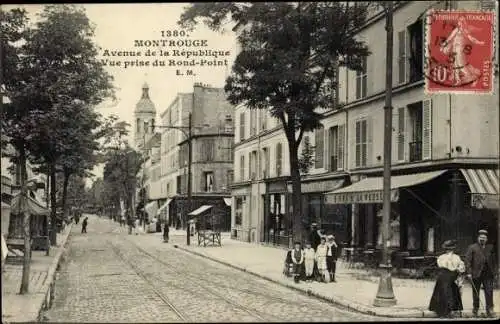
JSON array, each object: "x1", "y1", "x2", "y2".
[{"x1": 1, "y1": 2, "x2": 499, "y2": 323}]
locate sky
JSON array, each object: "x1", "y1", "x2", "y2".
[{"x1": 3, "y1": 3, "x2": 238, "y2": 188}]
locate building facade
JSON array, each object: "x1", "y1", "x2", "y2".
[
  {"x1": 231, "y1": 1, "x2": 499, "y2": 256},
  {"x1": 158, "y1": 83, "x2": 234, "y2": 231}
]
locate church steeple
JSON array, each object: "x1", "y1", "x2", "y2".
[
  {"x1": 134, "y1": 82, "x2": 156, "y2": 150},
  {"x1": 141, "y1": 82, "x2": 150, "y2": 99}
]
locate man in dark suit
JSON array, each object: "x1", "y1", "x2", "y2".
[{"x1": 465, "y1": 229, "x2": 497, "y2": 318}]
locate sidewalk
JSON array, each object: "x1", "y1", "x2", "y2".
[
  {"x1": 1, "y1": 223, "x2": 73, "y2": 323},
  {"x1": 171, "y1": 231, "x2": 500, "y2": 319}
]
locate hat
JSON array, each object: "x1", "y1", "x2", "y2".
[
  {"x1": 320, "y1": 236, "x2": 326, "y2": 241},
  {"x1": 478, "y1": 229, "x2": 488, "y2": 236},
  {"x1": 311, "y1": 223, "x2": 317, "y2": 227},
  {"x1": 327, "y1": 234, "x2": 335, "y2": 240},
  {"x1": 442, "y1": 240, "x2": 457, "y2": 250},
  {"x1": 294, "y1": 241, "x2": 302, "y2": 245}
]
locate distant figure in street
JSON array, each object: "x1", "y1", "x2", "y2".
[
  {"x1": 127, "y1": 218, "x2": 133, "y2": 235},
  {"x1": 429, "y1": 240, "x2": 465, "y2": 318},
  {"x1": 163, "y1": 223, "x2": 169, "y2": 243},
  {"x1": 303, "y1": 241, "x2": 315, "y2": 281},
  {"x1": 315, "y1": 236, "x2": 329, "y2": 282},
  {"x1": 465, "y1": 229, "x2": 497, "y2": 318},
  {"x1": 81, "y1": 217, "x2": 88, "y2": 234},
  {"x1": 326, "y1": 235, "x2": 338, "y2": 282},
  {"x1": 134, "y1": 218, "x2": 140, "y2": 235},
  {"x1": 291, "y1": 242, "x2": 305, "y2": 283},
  {"x1": 120, "y1": 214, "x2": 126, "y2": 227}
]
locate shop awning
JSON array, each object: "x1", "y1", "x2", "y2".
[
  {"x1": 157, "y1": 199, "x2": 172, "y2": 215},
  {"x1": 144, "y1": 201, "x2": 158, "y2": 217},
  {"x1": 11, "y1": 192, "x2": 49, "y2": 216},
  {"x1": 188, "y1": 205, "x2": 213, "y2": 216},
  {"x1": 223, "y1": 198, "x2": 232, "y2": 207},
  {"x1": 325, "y1": 170, "x2": 447, "y2": 204},
  {"x1": 460, "y1": 169, "x2": 499, "y2": 209}
]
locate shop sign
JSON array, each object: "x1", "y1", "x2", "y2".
[
  {"x1": 231, "y1": 187, "x2": 250, "y2": 196},
  {"x1": 268, "y1": 181, "x2": 287, "y2": 193},
  {"x1": 326, "y1": 189, "x2": 399, "y2": 204},
  {"x1": 301, "y1": 180, "x2": 344, "y2": 193},
  {"x1": 471, "y1": 193, "x2": 499, "y2": 210}
]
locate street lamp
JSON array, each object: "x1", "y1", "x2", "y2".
[
  {"x1": 149, "y1": 112, "x2": 196, "y2": 245},
  {"x1": 373, "y1": 1, "x2": 397, "y2": 307}
]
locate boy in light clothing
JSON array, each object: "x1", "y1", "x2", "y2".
[{"x1": 303, "y1": 241, "x2": 315, "y2": 282}]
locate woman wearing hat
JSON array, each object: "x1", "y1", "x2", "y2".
[
  {"x1": 429, "y1": 240, "x2": 465, "y2": 318},
  {"x1": 315, "y1": 236, "x2": 329, "y2": 282}
]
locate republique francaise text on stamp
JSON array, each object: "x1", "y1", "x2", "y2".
[{"x1": 425, "y1": 10, "x2": 496, "y2": 94}]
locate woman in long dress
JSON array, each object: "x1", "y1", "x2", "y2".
[
  {"x1": 429, "y1": 240, "x2": 465, "y2": 318},
  {"x1": 315, "y1": 236, "x2": 329, "y2": 282}
]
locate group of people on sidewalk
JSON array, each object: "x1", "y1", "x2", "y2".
[
  {"x1": 284, "y1": 223, "x2": 338, "y2": 284},
  {"x1": 429, "y1": 229, "x2": 497, "y2": 318}
]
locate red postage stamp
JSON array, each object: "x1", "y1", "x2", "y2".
[{"x1": 425, "y1": 10, "x2": 495, "y2": 94}]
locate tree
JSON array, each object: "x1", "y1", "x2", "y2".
[
  {"x1": 298, "y1": 136, "x2": 314, "y2": 175},
  {"x1": 1, "y1": 7, "x2": 34, "y2": 295},
  {"x1": 179, "y1": 2, "x2": 371, "y2": 242},
  {"x1": 22, "y1": 4, "x2": 114, "y2": 245}
]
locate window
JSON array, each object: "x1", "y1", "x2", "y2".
[
  {"x1": 398, "y1": 30, "x2": 409, "y2": 84},
  {"x1": 240, "y1": 155, "x2": 245, "y2": 181},
  {"x1": 176, "y1": 175, "x2": 181, "y2": 194},
  {"x1": 276, "y1": 143, "x2": 283, "y2": 176},
  {"x1": 235, "y1": 197, "x2": 243, "y2": 225},
  {"x1": 328, "y1": 126, "x2": 338, "y2": 171},
  {"x1": 250, "y1": 109, "x2": 257, "y2": 136},
  {"x1": 239, "y1": 112, "x2": 245, "y2": 141},
  {"x1": 200, "y1": 138, "x2": 215, "y2": 161},
  {"x1": 260, "y1": 110, "x2": 267, "y2": 131},
  {"x1": 337, "y1": 125, "x2": 345, "y2": 170},
  {"x1": 314, "y1": 126, "x2": 324, "y2": 169},
  {"x1": 204, "y1": 172, "x2": 214, "y2": 192},
  {"x1": 397, "y1": 107, "x2": 406, "y2": 161},
  {"x1": 355, "y1": 57, "x2": 367, "y2": 99},
  {"x1": 226, "y1": 170, "x2": 234, "y2": 188},
  {"x1": 408, "y1": 19, "x2": 423, "y2": 82},
  {"x1": 136, "y1": 119, "x2": 141, "y2": 133},
  {"x1": 261, "y1": 147, "x2": 270, "y2": 178},
  {"x1": 250, "y1": 151, "x2": 257, "y2": 180},
  {"x1": 355, "y1": 119, "x2": 368, "y2": 167}
]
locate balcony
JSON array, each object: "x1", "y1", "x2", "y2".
[{"x1": 409, "y1": 141, "x2": 423, "y2": 162}]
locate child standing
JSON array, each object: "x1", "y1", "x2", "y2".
[
  {"x1": 315, "y1": 236, "x2": 329, "y2": 282},
  {"x1": 291, "y1": 242, "x2": 305, "y2": 283},
  {"x1": 304, "y1": 241, "x2": 315, "y2": 282}
]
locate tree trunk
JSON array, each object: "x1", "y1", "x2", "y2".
[
  {"x1": 61, "y1": 170, "x2": 71, "y2": 222},
  {"x1": 288, "y1": 140, "x2": 304, "y2": 244},
  {"x1": 49, "y1": 163, "x2": 57, "y2": 246},
  {"x1": 19, "y1": 144, "x2": 31, "y2": 294}
]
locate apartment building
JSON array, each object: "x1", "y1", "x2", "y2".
[
  {"x1": 157, "y1": 83, "x2": 234, "y2": 231},
  {"x1": 231, "y1": 1, "x2": 499, "y2": 254}
]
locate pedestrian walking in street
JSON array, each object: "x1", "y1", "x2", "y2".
[
  {"x1": 291, "y1": 242, "x2": 305, "y2": 283},
  {"x1": 127, "y1": 217, "x2": 133, "y2": 235},
  {"x1": 429, "y1": 240, "x2": 465, "y2": 318},
  {"x1": 315, "y1": 236, "x2": 329, "y2": 282},
  {"x1": 134, "y1": 218, "x2": 140, "y2": 235},
  {"x1": 303, "y1": 241, "x2": 315, "y2": 281},
  {"x1": 81, "y1": 216, "x2": 88, "y2": 234},
  {"x1": 326, "y1": 234, "x2": 338, "y2": 282},
  {"x1": 465, "y1": 229, "x2": 497, "y2": 318},
  {"x1": 163, "y1": 223, "x2": 169, "y2": 243}
]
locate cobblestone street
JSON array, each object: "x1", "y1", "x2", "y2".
[{"x1": 42, "y1": 216, "x2": 383, "y2": 322}]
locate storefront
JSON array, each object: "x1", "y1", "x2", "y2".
[
  {"x1": 263, "y1": 178, "x2": 291, "y2": 247},
  {"x1": 301, "y1": 176, "x2": 351, "y2": 245},
  {"x1": 231, "y1": 185, "x2": 251, "y2": 241},
  {"x1": 171, "y1": 194, "x2": 231, "y2": 231}
]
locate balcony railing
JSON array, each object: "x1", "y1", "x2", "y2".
[{"x1": 409, "y1": 141, "x2": 423, "y2": 162}]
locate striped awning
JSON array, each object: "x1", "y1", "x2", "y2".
[{"x1": 460, "y1": 169, "x2": 499, "y2": 209}]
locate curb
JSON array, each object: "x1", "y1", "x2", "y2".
[
  {"x1": 36, "y1": 223, "x2": 74, "y2": 322},
  {"x1": 174, "y1": 245, "x2": 434, "y2": 319}
]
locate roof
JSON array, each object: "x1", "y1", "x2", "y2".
[{"x1": 135, "y1": 82, "x2": 156, "y2": 113}]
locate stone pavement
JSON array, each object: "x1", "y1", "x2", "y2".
[
  {"x1": 1, "y1": 222, "x2": 73, "y2": 323},
  {"x1": 165, "y1": 230, "x2": 500, "y2": 319}
]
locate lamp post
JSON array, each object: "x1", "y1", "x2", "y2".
[
  {"x1": 151, "y1": 112, "x2": 194, "y2": 245},
  {"x1": 373, "y1": 0, "x2": 397, "y2": 307}
]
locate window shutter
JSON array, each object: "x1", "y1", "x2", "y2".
[
  {"x1": 398, "y1": 30, "x2": 407, "y2": 84},
  {"x1": 240, "y1": 112, "x2": 245, "y2": 141},
  {"x1": 276, "y1": 143, "x2": 282, "y2": 176},
  {"x1": 397, "y1": 107, "x2": 406, "y2": 161},
  {"x1": 337, "y1": 124, "x2": 345, "y2": 170},
  {"x1": 365, "y1": 118, "x2": 373, "y2": 167},
  {"x1": 480, "y1": 0, "x2": 495, "y2": 10},
  {"x1": 355, "y1": 121, "x2": 361, "y2": 167},
  {"x1": 422, "y1": 99, "x2": 433, "y2": 160},
  {"x1": 314, "y1": 127, "x2": 324, "y2": 169}
]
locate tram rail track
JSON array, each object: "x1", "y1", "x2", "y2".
[{"x1": 107, "y1": 240, "x2": 189, "y2": 322}]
